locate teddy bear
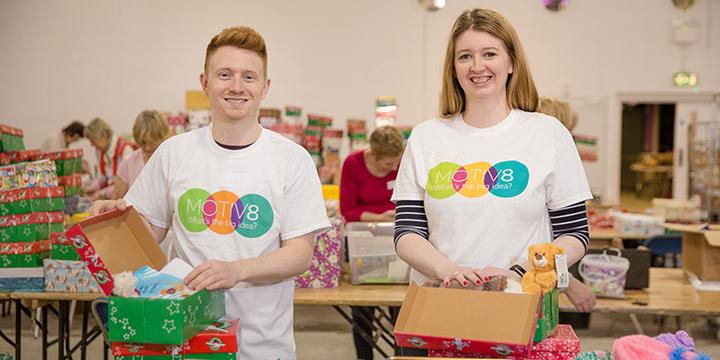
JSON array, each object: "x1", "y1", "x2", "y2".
[{"x1": 521, "y1": 243, "x2": 565, "y2": 294}]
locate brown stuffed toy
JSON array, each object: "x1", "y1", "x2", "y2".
[{"x1": 521, "y1": 243, "x2": 565, "y2": 294}]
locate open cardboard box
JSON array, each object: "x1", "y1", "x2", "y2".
[
  {"x1": 394, "y1": 282, "x2": 544, "y2": 358},
  {"x1": 66, "y1": 206, "x2": 225, "y2": 345},
  {"x1": 665, "y1": 224, "x2": 720, "y2": 281}
]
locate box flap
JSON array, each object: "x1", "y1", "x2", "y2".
[
  {"x1": 395, "y1": 282, "x2": 540, "y2": 344},
  {"x1": 77, "y1": 206, "x2": 167, "y2": 273},
  {"x1": 705, "y1": 231, "x2": 720, "y2": 247}
]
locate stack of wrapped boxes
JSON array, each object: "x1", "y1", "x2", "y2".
[
  {"x1": 0, "y1": 124, "x2": 65, "y2": 291},
  {"x1": 40, "y1": 149, "x2": 84, "y2": 215}
]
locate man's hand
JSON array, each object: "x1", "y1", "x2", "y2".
[
  {"x1": 565, "y1": 276, "x2": 596, "y2": 312},
  {"x1": 88, "y1": 199, "x2": 128, "y2": 216},
  {"x1": 184, "y1": 260, "x2": 242, "y2": 291}
]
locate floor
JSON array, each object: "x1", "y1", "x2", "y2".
[{"x1": 1, "y1": 303, "x2": 719, "y2": 359}]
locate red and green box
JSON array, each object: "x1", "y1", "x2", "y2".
[
  {"x1": 108, "y1": 289, "x2": 225, "y2": 345},
  {"x1": 0, "y1": 212, "x2": 65, "y2": 242},
  {"x1": 112, "y1": 320, "x2": 238, "y2": 356},
  {"x1": 0, "y1": 240, "x2": 50, "y2": 267},
  {"x1": 534, "y1": 289, "x2": 559, "y2": 343},
  {"x1": 7, "y1": 149, "x2": 41, "y2": 164},
  {"x1": 0, "y1": 125, "x2": 25, "y2": 152},
  {"x1": 58, "y1": 175, "x2": 82, "y2": 197},
  {"x1": 40, "y1": 149, "x2": 83, "y2": 176},
  {"x1": 50, "y1": 232, "x2": 81, "y2": 260},
  {"x1": 0, "y1": 187, "x2": 65, "y2": 216},
  {"x1": 114, "y1": 354, "x2": 236, "y2": 359}
]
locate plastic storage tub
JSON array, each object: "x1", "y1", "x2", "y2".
[{"x1": 346, "y1": 222, "x2": 410, "y2": 284}]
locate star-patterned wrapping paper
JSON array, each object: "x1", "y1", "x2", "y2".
[
  {"x1": 39, "y1": 149, "x2": 83, "y2": 176},
  {"x1": 0, "y1": 239, "x2": 50, "y2": 267},
  {"x1": 0, "y1": 124, "x2": 25, "y2": 152},
  {"x1": 295, "y1": 218, "x2": 343, "y2": 288},
  {"x1": 50, "y1": 232, "x2": 81, "y2": 261},
  {"x1": 0, "y1": 186, "x2": 65, "y2": 216},
  {"x1": 114, "y1": 353, "x2": 236, "y2": 359},
  {"x1": 112, "y1": 320, "x2": 238, "y2": 356},
  {"x1": 429, "y1": 324, "x2": 580, "y2": 359},
  {"x1": 534, "y1": 289, "x2": 559, "y2": 343},
  {"x1": 0, "y1": 211, "x2": 65, "y2": 243},
  {"x1": 108, "y1": 289, "x2": 226, "y2": 345},
  {"x1": 43, "y1": 259, "x2": 102, "y2": 293}
]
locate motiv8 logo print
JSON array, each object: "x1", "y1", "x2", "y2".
[
  {"x1": 426, "y1": 160, "x2": 529, "y2": 199},
  {"x1": 178, "y1": 189, "x2": 273, "y2": 238}
]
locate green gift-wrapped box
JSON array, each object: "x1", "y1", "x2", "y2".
[
  {"x1": 533, "y1": 288, "x2": 559, "y2": 343},
  {"x1": 0, "y1": 212, "x2": 65, "y2": 242},
  {"x1": 39, "y1": 149, "x2": 83, "y2": 176},
  {"x1": 50, "y1": 232, "x2": 81, "y2": 260},
  {"x1": 108, "y1": 289, "x2": 225, "y2": 345},
  {"x1": 114, "y1": 353, "x2": 236, "y2": 359},
  {"x1": 0, "y1": 240, "x2": 50, "y2": 267},
  {"x1": 0, "y1": 125, "x2": 25, "y2": 152},
  {"x1": 0, "y1": 187, "x2": 65, "y2": 216}
]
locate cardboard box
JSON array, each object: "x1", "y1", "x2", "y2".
[
  {"x1": 0, "y1": 267, "x2": 44, "y2": 291},
  {"x1": 534, "y1": 289, "x2": 559, "y2": 343},
  {"x1": 0, "y1": 211, "x2": 65, "y2": 242},
  {"x1": 66, "y1": 207, "x2": 225, "y2": 345},
  {"x1": 429, "y1": 324, "x2": 580, "y2": 359},
  {"x1": 43, "y1": 259, "x2": 102, "y2": 293},
  {"x1": 50, "y1": 232, "x2": 81, "y2": 260},
  {"x1": 0, "y1": 124, "x2": 25, "y2": 152},
  {"x1": 39, "y1": 149, "x2": 83, "y2": 176},
  {"x1": 665, "y1": 224, "x2": 720, "y2": 281},
  {"x1": 112, "y1": 320, "x2": 238, "y2": 356},
  {"x1": 114, "y1": 354, "x2": 236, "y2": 360},
  {"x1": 394, "y1": 282, "x2": 543, "y2": 358},
  {"x1": 0, "y1": 240, "x2": 49, "y2": 267},
  {"x1": 0, "y1": 186, "x2": 65, "y2": 216}
]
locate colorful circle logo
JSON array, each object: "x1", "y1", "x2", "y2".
[
  {"x1": 178, "y1": 189, "x2": 273, "y2": 238},
  {"x1": 426, "y1": 160, "x2": 529, "y2": 199}
]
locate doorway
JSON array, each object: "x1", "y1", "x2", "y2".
[{"x1": 620, "y1": 103, "x2": 675, "y2": 209}]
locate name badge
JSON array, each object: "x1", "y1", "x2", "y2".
[{"x1": 386, "y1": 180, "x2": 396, "y2": 190}]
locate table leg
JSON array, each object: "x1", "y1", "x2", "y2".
[
  {"x1": 58, "y1": 301, "x2": 66, "y2": 360},
  {"x1": 43, "y1": 305, "x2": 48, "y2": 360},
  {"x1": 333, "y1": 305, "x2": 389, "y2": 358},
  {"x1": 81, "y1": 301, "x2": 89, "y2": 360},
  {"x1": 14, "y1": 299, "x2": 21, "y2": 360}
]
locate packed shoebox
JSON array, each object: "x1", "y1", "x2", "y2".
[
  {"x1": 0, "y1": 124, "x2": 67, "y2": 292},
  {"x1": 64, "y1": 207, "x2": 236, "y2": 357},
  {"x1": 393, "y1": 244, "x2": 578, "y2": 359}
]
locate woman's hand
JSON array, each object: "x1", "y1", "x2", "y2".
[
  {"x1": 564, "y1": 276, "x2": 596, "y2": 312},
  {"x1": 437, "y1": 264, "x2": 489, "y2": 288}
]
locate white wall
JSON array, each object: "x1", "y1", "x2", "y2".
[{"x1": 1, "y1": 0, "x2": 719, "y2": 202}]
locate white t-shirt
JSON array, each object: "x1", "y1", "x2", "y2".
[
  {"x1": 125, "y1": 125, "x2": 330, "y2": 360},
  {"x1": 392, "y1": 110, "x2": 592, "y2": 284}
]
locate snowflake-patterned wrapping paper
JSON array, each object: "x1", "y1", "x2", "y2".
[{"x1": 108, "y1": 289, "x2": 226, "y2": 345}]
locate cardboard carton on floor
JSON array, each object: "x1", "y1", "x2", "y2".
[
  {"x1": 665, "y1": 224, "x2": 720, "y2": 281},
  {"x1": 66, "y1": 207, "x2": 225, "y2": 345},
  {"x1": 394, "y1": 282, "x2": 546, "y2": 358}
]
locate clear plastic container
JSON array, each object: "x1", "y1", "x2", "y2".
[{"x1": 346, "y1": 222, "x2": 410, "y2": 284}]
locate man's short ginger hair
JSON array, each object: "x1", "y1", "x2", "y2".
[{"x1": 204, "y1": 26, "x2": 268, "y2": 77}]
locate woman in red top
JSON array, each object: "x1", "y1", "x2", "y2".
[
  {"x1": 340, "y1": 125, "x2": 404, "y2": 360},
  {"x1": 340, "y1": 125, "x2": 404, "y2": 223}
]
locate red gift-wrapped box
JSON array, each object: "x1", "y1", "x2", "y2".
[
  {"x1": 428, "y1": 324, "x2": 580, "y2": 359},
  {"x1": 112, "y1": 320, "x2": 238, "y2": 356}
]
